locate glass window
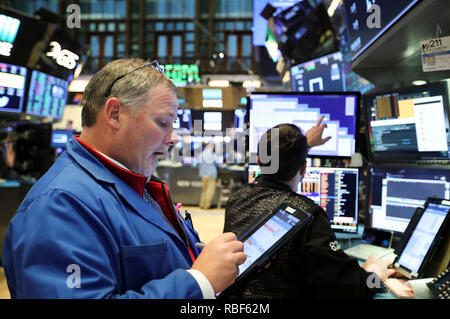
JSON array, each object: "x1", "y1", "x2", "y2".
[
  {"x1": 185, "y1": 33, "x2": 195, "y2": 41},
  {"x1": 89, "y1": 23, "x2": 96, "y2": 32},
  {"x1": 156, "y1": 22, "x2": 164, "y2": 31},
  {"x1": 105, "y1": 36, "x2": 114, "y2": 57},
  {"x1": 117, "y1": 33, "x2": 126, "y2": 41},
  {"x1": 185, "y1": 43, "x2": 194, "y2": 52},
  {"x1": 236, "y1": 21, "x2": 244, "y2": 31},
  {"x1": 132, "y1": 0, "x2": 140, "y2": 18},
  {"x1": 90, "y1": 36, "x2": 100, "y2": 57},
  {"x1": 156, "y1": 0, "x2": 168, "y2": 18},
  {"x1": 117, "y1": 43, "x2": 125, "y2": 54},
  {"x1": 242, "y1": 35, "x2": 252, "y2": 56},
  {"x1": 186, "y1": 22, "x2": 194, "y2": 31},
  {"x1": 227, "y1": 35, "x2": 237, "y2": 57},
  {"x1": 98, "y1": 23, "x2": 106, "y2": 32},
  {"x1": 158, "y1": 35, "x2": 167, "y2": 57},
  {"x1": 115, "y1": 0, "x2": 126, "y2": 19},
  {"x1": 104, "y1": 0, "x2": 115, "y2": 18},
  {"x1": 166, "y1": 22, "x2": 174, "y2": 31},
  {"x1": 176, "y1": 22, "x2": 184, "y2": 31},
  {"x1": 145, "y1": 33, "x2": 154, "y2": 41},
  {"x1": 131, "y1": 43, "x2": 140, "y2": 56},
  {"x1": 172, "y1": 35, "x2": 182, "y2": 57},
  {"x1": 107, "y1": 23, "x2": 115, "y2": 32},
  {"x1": 118, "y1": 23, "x2": 126, "y2": 32}
]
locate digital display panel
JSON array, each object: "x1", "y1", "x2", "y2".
[
  {"x1": 0, "y1": 63, "x2": 27, "y2": 113},
  {"x1": 26, "y1": 70, "x2": 69, "y2": 119},
  {"x1": 248, "y1": 92, "x2": 360, "y2": 158},
  {"x1": 342, "y1": 0, "x2": 419, "y2": 60}
]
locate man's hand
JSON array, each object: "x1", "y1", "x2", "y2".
[
  {"x1": 362, "y1": 253, "x2": 396, "y2": 282},
  {"x1": 306, "y1": 116, "x2": 332, "y2": 148},
  {"x1": 191, "y1": 232, "x2": 247, "y2": 294}
]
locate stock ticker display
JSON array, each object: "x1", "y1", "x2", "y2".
[
  {"x1": 300, "y1": 167, "x2": 359, "y2": 233},
  {"x1": 25, "y1": 70, "x2": 68, "y2": 119}
]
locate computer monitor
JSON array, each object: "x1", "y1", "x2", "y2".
[
  {"x1": 248, "y1": 91, "x2": 360, "y2": 158},
  {"x1": 51, "y1": 129, "x2": 74, "y2": 149},
  {"x1": 291, "y1": 51, "x2": 345, "y2": 92},
  {"x1": 368, "y1": 166, "x2": 450, "y2": 234},
  {"x1": 247, "y1": 165, "x2": 359, "y2": 233},
  {"x1": 0, "y1": 63, "x2": 27, "y2": 113},
  {"x1": 25, "y1": 70, "x2": 69, "y2": 119},
  {"x1": 394, "y1": 198, "x2": 450, "y2": 279},
  {"x1": 364, "y1": 81, "x2": 450, "y2": 163},
  {"x1": 299, "y1": 167, "x2": 359, "y2": 233},
  {"x1": 342, "y1": 0, "x2": 419, "y2": 60}
]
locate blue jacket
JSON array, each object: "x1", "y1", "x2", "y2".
[{"x1": 2, "y1": 138, "x2": 203, "y2": 298}]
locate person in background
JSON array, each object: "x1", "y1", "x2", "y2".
[
  {"x1": 224, "y1": 121, "x2": 394, "y2": 299},
  {"x1": 2, "y1": 58, "x2": 246, "y2": 299},
  {"x1": 198, "y1": 142, "x2": 218, "y2": 209}
]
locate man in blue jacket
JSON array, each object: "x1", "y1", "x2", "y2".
[{"x1": 2, "y1": 58, "x2": 246, "y2": 298}]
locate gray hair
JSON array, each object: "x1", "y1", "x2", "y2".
[{"x1": 80, "y1": 58, "x2": 177, "y2": 127}]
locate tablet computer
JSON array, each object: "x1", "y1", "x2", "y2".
[
  {"x1": 393, "y1": 198, "x2": 450, "y2": 279},
  {"x1": 219, "y1": 202, "x2": 313, "y2": 296}
]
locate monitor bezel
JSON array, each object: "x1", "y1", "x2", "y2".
[
  {"x1": 247, "y1": 91, "x2": 361, "y2": 159},
  {"x1": 0, "y1": 62, "x2": 28, "y2": 114},
  {"x1": 363, "y1": 81, "x2": 450, "y2": 164}
]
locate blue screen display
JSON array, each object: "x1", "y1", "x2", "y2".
[{"x1": 248, "y1": 92, "x2": 359, "y2": 157}]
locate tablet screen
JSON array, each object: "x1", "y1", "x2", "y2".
[
  {"x1": 238, "y1": 209, "x2": 300, "y2": 277},
  {"x1": 397, "y1": 202, "x2": 449, "y2": 273}
]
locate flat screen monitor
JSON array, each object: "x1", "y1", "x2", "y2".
[
  {"x1": 291, "y1": 51, "x2": 345, "y2": 92},
  {"x1": 51, "y1": 130, "x2": 74, "y2": 149},
  {"x1": 0, "y1": 63, "x2": 27, "y2": 113},
  {"x1": 364, "y1": 82, "x2": 450, "y2": 163},
  {"x1": 248, "y1": 91, "x2": 360, "y2": 158},
  {"x1": 26, "y1": 70, "x2": 69, "y2": 119},
  {"x1": 342, "y1": 0, "x2": 419, "y2": 60},
  {"x1": 368, "y1": 166, "x2": 450, "y2": 234},
  {"x1": 248, "y1": 165, "x2": 359, "y2": 233},
  {"x1": 173, "y1": 109, "x2": 192, "y2": 132}
]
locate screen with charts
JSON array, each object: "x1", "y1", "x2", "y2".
[
  {"x1": 0, "y1": 63, "x2": 27, "y2": 113},
  {"x1": 248, "y1": 165, "x2": 359, "y2": 233},
  {"x1": 173, "y1": 109, "x2": 192, "y2": 132},
  {"x1": 369, "y1": 167, "x2": 450, "y2": 234},
  {"x1": 291, "y1": 52, "x2": 345, "y2": 92},
  {"x1": 396, "y1": 202, "x2": 449, "y2": 274},
  {"x1": 365, "y1": 82, "x2": 450, "y2": 162},
  {"x1": 342, "y1": 0, "x2": 419, "y2": 60},
  {"x1": 248, "y1": 92, "x2": 360, "y2": 158},
  {"x1": 26, "y1": 70, "x2": 69, "y2": 119},
  {"x1": 238, "y1": 208, "x2": 300, "y2": 276}
]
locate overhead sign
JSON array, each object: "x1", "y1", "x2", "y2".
[{"x1": 421, "y1": 36, "x2": 450, "y2": 72}]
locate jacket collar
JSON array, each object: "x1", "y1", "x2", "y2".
[{"x1": 255, "y1": 175, "x2": 296, "y2": 193}]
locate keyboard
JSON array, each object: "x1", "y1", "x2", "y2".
[{"x1": 344, "y1": 243, "x2": 395, "y2": 261}]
